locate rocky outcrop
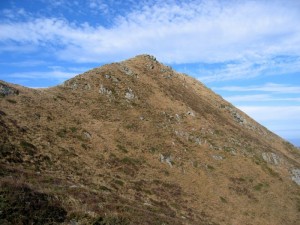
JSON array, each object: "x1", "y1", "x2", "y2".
[
  {"x1": 262, "y1": 152, "x2": 281, "y2": 165},
  {"x1": 291, "y1": 169, "x2": 300, "y2": 185}
]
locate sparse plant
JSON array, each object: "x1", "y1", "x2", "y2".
[
  {"x1": 220, "y1": 196, "x2": 227, "y2": 203},
  {"x1": 117, "y1": 144, "x2": 128, "y2": 153},
  {"x1": 6, "y1": 99, "x2": 17, "y2": 104}
]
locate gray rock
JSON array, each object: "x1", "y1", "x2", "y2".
[
  {"x1": 262, "y1": 152, "x2": 281, "y2": 165},
  {"x1": 175, "y1": 114, "x2": 181, "y2": 121},
  {"x1": 147, "y1": 64, "x2": 154, "y2": 70},
  {"x1": 186, "y1": 111, "x2": 195, "y2": 117},
  {"x1": 83, "y1": 131, "x2": 92, "y2": 139},
  {"x1": 84, "y1": 83, "x2": 91, "y2": 90},
  {"x1": 125, "y1": 88, "x2": 135, "y2": 100},
  {"x1": 195, "y1": 137, "x2": 201, "y2": 145},
  {"x1": 291, "y1": 169, "x2": 300, "y2": 185},
  {"x1": 112, "y1": 77, "x2": 120, "y2": 83},
  {"x1": 63, "y1": 80, "x2": 78, "y2": 90},
  {"x1": 99, "y1": 84, "x2": 112, "y2": 95},
  {"x1": 212, "y1": 155, "x2": 223, "y2": 160},
  {"x1": 122, "y1": 65, "x2": 134, "y2": 76},
  {"x1": 164, "y1": 74, "x2": 173, "y2": 79},
  {"x1": 160, "y1": 154, "x2": 173, "y2": 167},
  {"x1": 233, "y1": 111, "x2": 246, "y2": 124}
]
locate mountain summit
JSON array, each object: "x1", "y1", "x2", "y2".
[{"x1": 1, "y1": 55, "x2": 300, "y2": 225}]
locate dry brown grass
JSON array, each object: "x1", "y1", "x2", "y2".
[{"x1": 1, "y1": 54, "x2": 300, "y2": 224}]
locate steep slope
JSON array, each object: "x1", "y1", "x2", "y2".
[{"x1": 1, "y1": 55, "x2": 300, "y2": 225}]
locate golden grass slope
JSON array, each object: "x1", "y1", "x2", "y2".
[{"x1": 1, "y1": 55, "x2": 300, "y2": 225}]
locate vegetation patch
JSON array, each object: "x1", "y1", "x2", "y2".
[
  {"x1": 57, "y1": 128, "x2": 67, "y2": 138},
  {"x1": 20, "y1": 140, "x2": 37, "y2": 156},
  {"x1": 0, "y1": 143, "x2": 23, "y2": 163},
  {"x1": 93, "y1": 215, "x2": 130, "y2": 225},
  {"x1": 220, "y1": 196, "x2": 227, "y2": 203},
  {"x1": 6, "y1": 99, "x2": 17, "y2": 104},
  {"x1": 253, "y1": 182, "x2": 269, "y2": 191},
  {"x1": 120, "y1": 156, "x2": 143, "y2": 166},
  {"x1": 117, "y1": 144, "x2": 128, "y2": 153},
  {"x1": 0, "y1": 181, "x2": 67, "y2": 224}
]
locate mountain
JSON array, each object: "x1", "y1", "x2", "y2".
[{"x1": 1, "y1": 55, "x2": 300, "y2": 225}]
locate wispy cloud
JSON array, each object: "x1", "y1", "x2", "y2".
[
  {"x1": 214, "y1": 83, "x2": 300, "y2": 94},
  {"x1": 225, "y1": 94, "x2": 300, "y2": 103},
  {"x1": 0, "y1": 0, "x2": 299, "y2": 66},
  {"x1": 198, "y1": 56, "x2": 300, "y2": 83},
  {"x1": 0, "y1": 60, "x2": 47, "y2": 67},
  {"x1": 8, "y1": 71, "x2": 75, "y2": 80},
  {"x1": 238, "y1": 105, "x2": 300, "y2": 139},
  {"x1": 239, "y1": 105, "x2": 300, "y2": 121}
]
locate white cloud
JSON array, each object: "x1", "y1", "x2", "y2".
[
  {"x1": 238, "y1": 105, "x2": 300, "y2": 139},
  {"x1": 0, "y1": 0, "x2": 299, "y2": 66},
  {"x1": 0, "y1": 60, "x2": 47, "y2": 67},
  {"x1": 198, "y1": 57, "x2": 300, "y2": 83},
  {"x1": 88, "y1": 0, "x2": 109, "y2": 13},
  {"x1": 214, "y1": 83, "x2": 300, "y2": 94},
  {"x1": 224, "y1": 94, "x2": 300, "y2": 103},
  {"x1": 239, "y1": 106, "x2": 300, "y2": 121},
  {"x1": 8, "y1": 70, "x2": 77, "y2": 80}
]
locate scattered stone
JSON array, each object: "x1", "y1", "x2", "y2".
[
  {"x1": 99, "y1": 84, "x2": 112, "y2": 95},
  {"x1": 186, "y1": 111, "x2": 195, "y2": 117},
  {"x1": 145, "y1": 55, "x2": 157, "y2": 61},
  {"x1": 291, "y1": 169, "x2": 300, "y2": 185},
  {"x1": 164, "y1": 74, "x2": 173, "y2": 79},
  {"x1": 143, "y1": 202, "x2": 152, "y2": 206},
  {"x1": 233, "y1": 111, "x2": 246, "y2": 124},
  {"x1": 229, "y1": 149, "x2": 237, "y2": 156},
  {"x1": 262, "y1": 152, "x2": 281, "y2": 165},
  {"x1": 160, "y1": 154, "x2": 173, "y2": 167},
  {"x1": 174, "y1": 130, "x2": 201, "y2": 145},
  {"x1": 104, "y1": 74, "x2": 111, "y2": 79},
  {"x1": 175, "y1": 114, "x2": 181, "y2": 121},
  {"x1": 112, "y1": 77, "x2": 120, "y2": 83},
  {"x1": 83, "y1": 131, "x2": 92, "y2": 139},
  {"x1": 125, "y1": 88, "x2": 135, "y2": 100},
  {"x1": 63, "y1": 80, "x2": 78, "y2": 90},
  {"x1": 147, "y1": 64, "x2": 154, "y2": 70},
  {"x1": 84, "y1": 83, "x2": 91, "y2": 90},
  {"x1": 212, "y1": 155, "x2": 223, "y2": 160},
  {"x1": 121, "y1": 65, "x2": 135, "y2": 76},
  {"x1": 195, "y1": 137, "x2": 201, "y2": 145}
]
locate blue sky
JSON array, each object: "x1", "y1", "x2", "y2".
[{"x1": 0, "y1": 0, "x2": 299, "y2": 146}]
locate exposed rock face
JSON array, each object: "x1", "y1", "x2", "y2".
[
  {"x1": 0, "y1": 54, "x2": 300, "y2": 225},
  {"x1": 291, "y1": 169, "x2": 300, "y2": 185},
  {"x1": 160, "y1": 153, "x2": 173, "y2": 167},
  {"x1": 125, "y1": 88, "x2": 135, "y2": 100},
  {"x1": 99, "y1": 84, "x2": 112, "y2": 95},
  {"x1": 262, "y1": 152, "x2": 281, "y2": 165}
]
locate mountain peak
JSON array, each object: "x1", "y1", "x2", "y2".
[{"x1": 1, "y1": 56, "x2": 300, "y2": 225}]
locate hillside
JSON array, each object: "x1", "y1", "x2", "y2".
[{"x1": 1, "y1": 54, "x2": 300, "y2": 225}]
